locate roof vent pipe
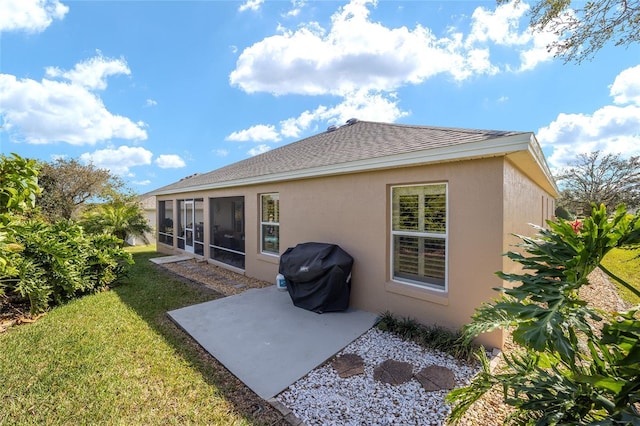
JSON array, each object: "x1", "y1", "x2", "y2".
[
  {"x1": 327, "y1": 125, "x2": 339, "y2": 132},
  {"x1": 346, "y1": 118, "x2": 358, "y2": 125}
]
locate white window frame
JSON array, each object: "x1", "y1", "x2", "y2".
[
  {"x1": 390, "y1": 183, "x2": 448, "y2": 292},
  {"x1": 260, "y1": 193, "x2": 280, "y2": 256}
]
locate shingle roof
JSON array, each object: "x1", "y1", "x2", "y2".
[{"x1": 151, "y1": 120, "x2": 531, "y2": 195}]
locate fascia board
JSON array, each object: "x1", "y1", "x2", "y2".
[
  {"x1": 153, "y1": 133, "x2": 535, "y2": 195},
  {"x1": 528, "y1": 134, "x2": 559, "y2": 196}
]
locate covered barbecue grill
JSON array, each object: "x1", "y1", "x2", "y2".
[{"x1": 278, "y1": 242, "x2": 354, "y2": 313}]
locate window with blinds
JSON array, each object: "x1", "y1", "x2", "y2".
[{"x1": 391, "y1": 184, "x2": 447, "y2": 290}]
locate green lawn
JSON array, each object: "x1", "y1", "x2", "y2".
[
  {"x1": 0, "y1": 246, "x2": 285, "y2": 425},
  {"x1": 600, "y1": 247, "x2": 640, "y2": 306}
]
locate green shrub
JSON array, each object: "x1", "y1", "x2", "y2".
[
  {"x1": 0, "y1": 153, "x2": 40, "y2": 215},
  {"x1": 13, "y1": 257, "x2": 49, "y2": 314},
  {"x1": 0, "y1": 153, "x2": 40, "y2": 288},
  {"x1": 555, "y1": 205, "x2": 573, "y2": 220},
  {"x1": 85, "y1": 233, "x2": 133, "y2": 289},
  {"x1": 1, "y1": 153, "x2": 133, "y2": 315},
  {"x1": 447, "y1": 205, "x2": 640, "y2": 424},
  {"x1": 6, "y1": 218, "x2": 132, "y2": 314},
  {"x1": 376, "y1": 311, "x2": 477, "y2": 362}
]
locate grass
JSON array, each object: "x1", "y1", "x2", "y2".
[
  {"x1": 3, "y1": 244, "x2": 632, "y2": 424},
  {"x1": 0, "y1": 245, "x2": 285, "y2": 425},
  {"x1": 600, "y1": 247, "x2": 640, "y2": 306}
]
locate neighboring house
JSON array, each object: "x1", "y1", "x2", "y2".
[
  {"x1": 127, "y1": 192, "x2": 157, "y2": 246},
  {"x1": 150, "y1": 120, "x2": 558, "y2": 349}
]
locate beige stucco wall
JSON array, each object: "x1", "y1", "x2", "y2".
[
  {"x1": 502, "y1": 158, "x2": 556, "y2": 276},
  {"x1": 156, "y1": 155, "x2": 556, "y2": 349}
]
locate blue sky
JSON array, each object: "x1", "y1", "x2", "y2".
[{"x1": 1, "y1": 0, "x2": 639, "y2": 193}]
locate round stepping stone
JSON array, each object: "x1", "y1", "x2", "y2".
[
  {"x1": 373, "y1": 359, "x2": 413, "y2": 385},
  {"x1": 414, "y1": 365, "x2": 456, "y2": 391},
  {"x1": 332, "y1": 353, "x2": 364, "y2": 378}
]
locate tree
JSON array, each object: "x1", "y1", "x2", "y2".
[
  {"x1": 1, "y1": 154, "x2": 133, "y2": 315},
  {"x1": 79, "y1": 196, "x2": 151, "y2": 246},
  {"x1": 499, "y1": 0, "x2": 640, "y2": 63},
  {"x1": 555, "y1": 151, "x2": 640, "y2": 215},
  {"x1": 447, "y1": 205, "x2": 640, "y2": 424},
  {"x1": 36, "y1": 158, "x2": 124, "y2": 221}
]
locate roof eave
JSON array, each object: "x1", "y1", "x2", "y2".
[
  {"x1": 507, "y1": 134, "x2": 559, "y2": 197},
  {"x1": 153, "y1": 132, "x2": 557, "y2": 196}
]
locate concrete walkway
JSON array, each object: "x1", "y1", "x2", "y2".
[
  {"x1": 168, "y1": 286, "x2": 377, "y2": 400},
  {"x1": 149, "y1": 254, "x2": 193, "y2": 265}
]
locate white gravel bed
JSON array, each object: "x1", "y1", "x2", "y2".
[{"x1": 276, "y1": 328, "x2": 480, "y2": 426}]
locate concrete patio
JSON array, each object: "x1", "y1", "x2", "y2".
[{"x1": 167, "y1": 285, "x2": 378, "y2": 400}]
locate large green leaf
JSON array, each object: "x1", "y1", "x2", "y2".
[
  {"x1": 448, "y1": 205, "x2": 640, "y2": 425},
  {"x1": 573, "y1": 374, "x2": 626, "y2": 393}
]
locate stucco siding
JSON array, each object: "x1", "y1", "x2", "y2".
[
  {"x1": 502, "y1": 158, "x2": 556, "y2": 276},
  {"x1": 156, "y1": 157, "x2": 512, "y2": 348},
  {"x1": 151, "y1": 122, "x2": 560, "y2": 351}
]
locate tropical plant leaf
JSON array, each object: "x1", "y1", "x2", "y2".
[{"x1": 448, "y1": 204, "x2": 640, "y2": 425}]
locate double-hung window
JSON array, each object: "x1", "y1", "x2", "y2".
[
  {"x1": 260, "y1": 193, "x2": 280, "y2": 255},
  {"x1": 391, "y1": 183, "x2": 447, "y2": 290}
]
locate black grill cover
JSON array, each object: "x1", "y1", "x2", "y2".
[{"x1": 279, "y1": 242, "x2": 353, "y2": 313}]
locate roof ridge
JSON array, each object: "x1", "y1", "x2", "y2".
[{"x1": 351, "y1": 120, "x2": 526, "y2": 135}]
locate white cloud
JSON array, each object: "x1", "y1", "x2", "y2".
[
  {"x1": 0, "y1": 0, "x2": 68, "y2": 33},
  {"x1": 518, "y1": 26, "x2": 558, "y2": 71},
  {"x1": 145, "y1": 99, "x2": 158, "y2": 107},
  {"x1": 45, "y1": 52, "x2": 130, "y2": 90},
  {"x1": 283, "y1": 0, "x2": 305, "y2": 17},
  {"x1": 232, "y1": 90, "x2": 407, "y2": 142},
  {"x1": 229, "y1": 0, "x2": 556, "y2": 97},
  {"x1": 214, "y1": 148, "x2": 229, "y2": 157},
  {"x1": 226, "y1": 124, "x2": 280, "y2": 142},
  {"x1": 538, "y1": 66, "x2": 640, "y2": 169},
  {"x1": 0, "y1": 74, "x2": 147, "y2": 145},
  {"x1": 238, "y1": 0, "x2": 263, "y2": 13},
  {"x1": 318, "y1": 90, "x2": 408, "y2": 125},
  {"x1": 132, "y1": 179, "x2": 151, "y2": 186},
  {"x1": 460, "y1": 47, "x2": 499, "y2": 77},
  {"x1": 155, "y1": 154, "x2": 186, "y2": 169},
  {"x1": 280, "y1": 108, "x2": 323, "y2": 138},
  {"x1": 80, "y1": 146, "x2": 153, "y2": 175},
  {"x1": 610, "y1": 64, "x2": 640, "y2": 106},
  {"x1": 247, "y1": 144, "x2": 271, "y2": 156},
  {"x1": 466, "y1": 2, "x2": 531, "y2": 47},
  {"x1": 227, "y1": 0, "x2": 560, "y2": 149},
  {"x1": 230, "y1": 0, "x2": 454, "y2": 96},
  {"x1": 0, "y1": 54, "x2": 146, "y2": 145},
  {"x1": 466, "y1": 2, "x2": 557, "y2": 72},
  {"x1": 539, "y1": 105, "x2": 640, "y2": 168}
]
